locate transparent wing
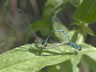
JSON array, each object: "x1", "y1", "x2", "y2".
[
  {"x1": 17, "y1": 9, "x2": 40, "y2": 43},
  {"x1": 45, "y1": 42, "x2": 70, "y2": 48},
  {"x1": 52, "y1": 16, "x2": 70, "y2": 43}
]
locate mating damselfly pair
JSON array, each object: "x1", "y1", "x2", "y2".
[
  {"x1": 34, "y1": 17, "x2": 81, "y2": 51},
  {"x1": 35, "y1": 30, "x2": 81, "y2": 51},
  {"x1": 18, "y1": 9, "x2": 81, "y2": 52},
  {"x1": 43, "y1": 30, "x2": 81, "y2": 51}
]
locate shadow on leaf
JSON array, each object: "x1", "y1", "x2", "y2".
[{"x1": 28, "y1": 47, "x2": 77, "y2": 56}]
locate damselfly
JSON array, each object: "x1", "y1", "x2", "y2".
[
  {"x1": 42, "y1": 16, "x2": 81, "y2": 51},
  {"x1": 43, "y1": 30, "x2": 81, "y2": 51}
]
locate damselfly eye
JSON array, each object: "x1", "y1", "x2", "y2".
[
  {"x1": 78, "y1": 46, "x2": 81, "y2": 51},
  {"x1": 44, "y1": 44, "x2": 47, "y2": 47},
  {"x1": 43, "y1": 42, "x2": 47, "y2": 47}
]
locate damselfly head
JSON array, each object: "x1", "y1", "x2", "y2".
[
  {"x1": 71, "y1": 42, "x2": 81, "y2": 51},
  {"x1": 78, "y1": 45, "x2": 81, "y2": 51},
  {"x1": 75, "y1": 44, "x2": 81, "y2": 51},
  {"x1": 42, "y1": 41, "x2": 48, "y2": 47},
  {"x1": 44, "y1": 44, "x2": 47, "y2": 47}
]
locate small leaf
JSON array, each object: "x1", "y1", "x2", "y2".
[
  {"x1": 86, "y1": 52, "x2": 96, "y2": 61},
  {"x1": 71, "y1": 31, "x2": 79, "y2": 42},
  {"x1": 52, "y1": 17, "x2": 69, "y2": 42},
  {"x1": 75, "y1": 0, "x2": 96, "y2": 23},
  {"x1": 31, "y1": 19, "x2": 50, "y2": 35},
  {"x1": 69, "y1": 30, "x2": 84, "y2": 44},
  {"x1": 83, "y1": 26, "x2": 94, "y2": 36},
  {"x1": 69, "y1": 0, "x2": 82, "y2": 7},
  {"x1": 43, "y1": 0, "x2": 65, "y2": 19},
  {"x1": 31, "y1": 0, "x2": 66, "y2": 35}
]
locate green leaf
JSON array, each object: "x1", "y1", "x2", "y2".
[
  {"x1": 48, "y1": 60, "x2": 72, "y2": 72},
  {"x1": 43, "y1": 0, "x2": 65, "y2": 19},
  {"x1": 0, "y1": 44, "x2": 75, "y2": 72},
  {"x1": 59, "y1": 60, "x2": 72, "y2": 72},
  {"x1": 75, "y1": 0, "x2": 96, "y2": 23},
  {"x1": 31, "y1": 19, "x2": 50, "y2": 35},
  {"x1": 31, "y1": 0, "x2": 66, "y2": 35},
  {"x1": 52, "y1": 17, "x2": 69, "y2": 42},
  {"x1": 70, "y1": 30, "x2": 84, "y2": 44},
  {"x1": 86, "y1": 52, "x2": 96, "y2": 62},
  {"x1": 69, "y1": 0, "x2": 82, "y2": 7},
  {"x1": 0, "y1": 42, "x2": 96, "y2": 72},
  {"x1": 83, "y1": 55, "x2": 96, "y2": 70},
  {"x1": 83, "y1": 26, "x2": 94, "y2": 36},
  {"x1": 71, "y1": 54, "x2": 82, "y2": 72},
  {"x1": 47, "y1": 65, "x2": 59, "y2": 72}
]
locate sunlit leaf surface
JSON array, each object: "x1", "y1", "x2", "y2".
[{"x1": 0, "y1": 43, "x2": 96, "y2": 72}]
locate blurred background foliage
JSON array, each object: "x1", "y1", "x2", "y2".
[{"x1": 0, "y1": 0, "x2": 96, "y2": 72}]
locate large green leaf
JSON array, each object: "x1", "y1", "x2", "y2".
[
  {"x1": 0, "y1": 44, "x2": 74, "y2": 72},
  {"x1": 0, "y1": 43, "x2": 96, "y2": 72},
  {"x1": 75, "y1": 0, "x2": 96, "y2": 23}
]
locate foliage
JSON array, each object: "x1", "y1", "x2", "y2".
[
  {"x1": 75, "y1": 0, "x2": 96, "y2": 23},
  {"x1": 0, "y1": 43, "x2": 96, "y2": 72},
  {"x1": 0, "y1": 0, "x2": 96, "y2": 72}
]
